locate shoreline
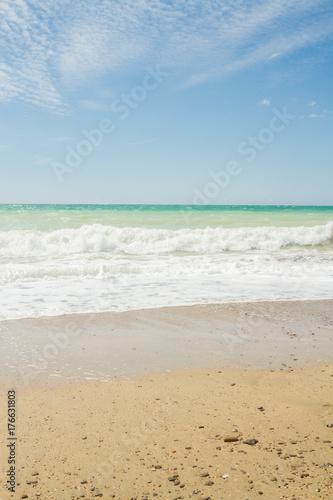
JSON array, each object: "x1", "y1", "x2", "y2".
[
  {"x1": 2, "y1": 294, "x2": 333, "y2": 323},
  {"x1": 1, "y1": 299, "x2": 332, "y2": 386}
]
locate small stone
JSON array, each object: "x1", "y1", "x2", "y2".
[
  {"x1": 168, "y1": 475, "x2": 179, "y2": 481},
  {"x1": 26, "y1": 481, "x2": 38, "y2": 485},
  {"x1": 21, "y1": 496, "x2": 28, "y2": 499},
  {"x1": 257, "y1": 407, "x2": 265, "y2": 411},
  {"x1": 154, "y1": 465, "x2": 162, "y2": 469},
  {"x1": 224, "y1": 436, "x2": 239, "y2": 442},
  {"x1": 323, "y1": 440, "x2": 332, "y2": 443},
  {"x1": 174, "y1": 480, "x2": 180, "y2": 486},
  {"x1": 200, "y1": 472, "x2": 210, "y2": 477},
  {"x1": 82, "y1": 436, "x2": 87, "y2": 440},
  {"x1": 270, "y1": 476, "x2": 277, "y2": 481},
  {"x1": 205, "y1": 480, "x2": 214, "y2": 486},
  {"x1": 300, "y1": 473, "x2": 309, "y2": 478},
  {"x1": 243, "y1": 439, "x2": 258, "y2": 446}
]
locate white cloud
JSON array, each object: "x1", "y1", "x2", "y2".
[
  {"x1": 0, "y1": 0, "x2": 333, "y2": 111},
  {"x1": 258, "y1": 98, "x2": 271, "y2": 105},
  {"x1": 309, "y1": 100, "x2": 317, "y2": 106}
]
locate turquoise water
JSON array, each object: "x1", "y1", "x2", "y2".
[
  {"x1": 0, "y1": 205, "x2": 332, "y2": 320},
  {"x1": 1, "y1": 204, "x2": 333, "y2": 231}
]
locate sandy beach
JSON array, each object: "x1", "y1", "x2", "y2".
[{"x1": 0, "y1": 300, "x2": 332, "y2": 499}]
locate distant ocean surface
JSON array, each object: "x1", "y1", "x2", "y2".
[{"x1": 1, "y1": 204, "x2": 333, "y2": 320}]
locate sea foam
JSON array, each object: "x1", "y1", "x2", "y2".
[{"x1": 0, "y1": 221, "x2": 332, "y2": 258}]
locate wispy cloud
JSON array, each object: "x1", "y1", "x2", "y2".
[
  {"x1": 53, "y1": 135, "x2": 72, "y2": 142},
  {"x1": 79, "y1": 100, "x2": 110, "y2": 112},
  {"x1": 309, "y1": 100, "x2": 317, "y2": 106},
  {"x1": 1, "y1": 0, "x2": 333, "y2": 112},
  {"x1": 32, "y1": 156, "x2": 52, "y2": 165}
]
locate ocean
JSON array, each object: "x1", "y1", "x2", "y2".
[{"x1": 1, "y1": 204, "x2": 333, "y2": 320}]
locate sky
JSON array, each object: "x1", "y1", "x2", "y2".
[{"x1": 0, "y1": 0, "x2": 333, "y2": 205}]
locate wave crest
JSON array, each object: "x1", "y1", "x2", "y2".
[{"x1": 0, "y1": 221, "x2": 332, "y2": 258}]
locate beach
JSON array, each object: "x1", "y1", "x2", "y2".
[
  {"x1": 0, "y1": 300, "x2": 332, "y2": 499},
  {"x1": 1, "y1": 205, "x2": 333, "y2": 498}
]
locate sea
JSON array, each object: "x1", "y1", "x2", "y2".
[{"x1": 0, "y1": 204, "x2": 333, "y2": 321}]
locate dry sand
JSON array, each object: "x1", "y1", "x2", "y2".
[{"x1": 0, "y1": 300, "x2": 332, "y2": 499}]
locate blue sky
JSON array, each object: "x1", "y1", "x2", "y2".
[{"x1": 0, "y1": 0, "x2": 333, "y2": 204}]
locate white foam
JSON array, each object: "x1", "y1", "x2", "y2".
[
  {"x1": 1, "y1": 222, "x2": 333, "y2": 320},
  {"x1": 0, "y1": 221, "x2": 332, "y2": 258}
]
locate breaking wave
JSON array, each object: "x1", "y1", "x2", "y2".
[{"x1": 0, "y1": 222, "x2": 332, "y2": 258}]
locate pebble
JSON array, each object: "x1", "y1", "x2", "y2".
[
  {"x1": 243, "y1": 439, "x2": 258, "y2": 446},
  {"x1": 168, "y1": 475, "x2": 179, "y2": 481},
  {"x1": 154, "y1": 465, "x2": 162, "y2": 469},
  {"x1": 224, "y1": 436, "x2": 239, "y2": 442},
  {"x1": 300, "y1": 473, "x2": 309, "y2": 478},
  {"x1": 205, "y1": 480, "x2": 214, "y2": 486},
  {"x1": 200, "y1": 472, "x2": 210, "y2": 477},
  {"x1": 21, "y1": 496, "x2": 28, "y2": 499}
]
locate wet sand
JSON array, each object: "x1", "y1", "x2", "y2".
[{"x1": 0, "y1": 299, "x2": 333, "y2": 384}]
